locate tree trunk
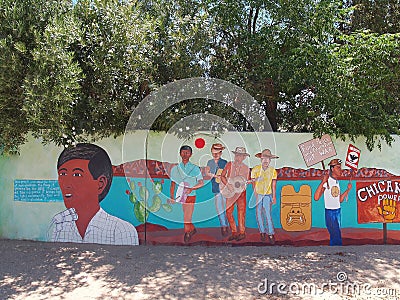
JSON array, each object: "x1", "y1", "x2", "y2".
[{"x1": 263, "y1": 78, "x2": 277, "y2": 131}]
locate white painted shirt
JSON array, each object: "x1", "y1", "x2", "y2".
[
  {"x1": 49, "y1": 208, "x2": 139, "y2": 245},
  {"x1": 323, "y1": 176, "x2": 341, "y2": 209}
]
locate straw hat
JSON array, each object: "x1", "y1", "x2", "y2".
[
  {"x1": 231, "y1": 146, "x2": 250, "y2": 156},
  {"x1": 211, "y1": 143, "x2": 225, "y2": 153},
  {"x1": 255, "y1": 149, "x2": 279, "y2": 159}
]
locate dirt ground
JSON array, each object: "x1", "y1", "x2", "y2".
[{"x1": 1, "y1": 239, "x2": 400, "y2": 300}]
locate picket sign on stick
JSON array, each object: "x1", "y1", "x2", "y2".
[
  {"x1": 344, "y1": 144, "x2": 361, "y2": 202},
  {"x1": 298, "y1": 134, "x2": 337, "y2": 170}
]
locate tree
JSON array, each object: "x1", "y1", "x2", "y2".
[
  {"x1": 25, "y1": 0, "x2": 157, "y2": 147},
  {"x1": 208, "y1": 0, "x2": 343, "y2": 132},
  {"x1": 208, "y1": 0, "x2": 400, "y2": 150},
  {"x1": 318, "y1": 32, "x2": 400, "y2": 150},
  {"x1": 1, "y1": 0, "x2": 157, "y2": 151},
  {"x1": 23, "y1": 13, "x2": 83, "y2": 148},
  {"x1": 350, "y1": 0, "x2": 400, "y2": 34},
  {"x1": 0, "y1": 0, "x2": 72, "y2": 154},
  {"x1": 140, "y1": 0, "x2": 223, "y2": 134},
  {"x1": 1, "y1": 0, "x2": 399, "y2": 154},
  {"x1": 143, "y1": 0, "x2": 211, "y2": 83}
]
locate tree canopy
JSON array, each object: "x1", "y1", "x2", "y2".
[{"x1": 0, "y1": 0, "x2": 399, "y2": 154}]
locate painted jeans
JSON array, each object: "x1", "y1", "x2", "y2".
[
  {"x1": 183, "y1": 196, "x2": 196, "y2": 233},
  {"x1": 325, "y1": 208, "x2": 342, "y2": 246},
  {"x1": 256, "y1": 194, "x2": 274, "y2": 235},
  {"x1": 214, "y1": 192, "x2": 228, "y2": 227},
  {"x1": 226, "y1": 192, "x2": 246, "y2": 234}
]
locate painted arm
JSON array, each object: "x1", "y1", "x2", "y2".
[
  {"x1": 340, "y1": 182, "x2": 353, "y2": 203},
  {"x1": 220, "y1": 162, "x2": 230, "y2": 185},
  {"x1": 205, "y1": 166, "x2": 214, "y2": 178},
  {"x1": 169, "y1": 180, "x2": 176, "y2": 203},
  {"x1": 186, "y1": 179, "x2": 204, "y2": 195},
  {"x1": 272, "y1": 179, "x2": 277, "y2": 204},
  {"x1": 314, "y1": 174, "x2": 329, "y2": 201},
  {"x1": 250, "y1": 168, "x2": 257, "y2": 194},
  {"x1": 251, "y1": 181, "x2": 256, "y2": 192},
  {"x1": 220, "y1": 163, "x2": 234, "y2": 192},
  {"x1": 185, "y1": 167, "x2": 205, "y2": 195}
]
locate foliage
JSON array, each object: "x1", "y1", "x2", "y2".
[
  {"x1": 208, "y1": 0, "x2": 400, "y2": 150},
  {"x1": 0, "y1": 0, "x2": 399, "y2": 154},
  {"x1": 207, "y1": 1, "x2": 344, "y2": 131},
  {"x1": 350, "y1": 0, "x2": 400, "y2": 34},
  {"x1": 23, "y1": 13, "x2": 83, "y2": 147},
  {"x1": 322, "y1": 32, "x2": 400, "y2": 150},
  {"x1": 0, "y1": 0, "x2": 72, "y2": 154},
  {"x1": 142, "y1": 0, "x2": 221, "y2": 134},
  {"x1": 143, "y1": 0, "x2": 211, "y2": 83},
  {"x1": 23, "y1": 0, "x2": 156, "y2": 147}
]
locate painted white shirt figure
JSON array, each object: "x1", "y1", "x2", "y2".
[
  {"x1": 50, "y1": 208, "x2": 139, "y2": 245},
  {"x1": 323, "y1": 176, "x2": 341, "y2": 209},
  {"x1": 50, "y1": 143, "x2": 139, "y2": 246}
]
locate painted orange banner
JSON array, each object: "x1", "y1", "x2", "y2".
[{"x1": 357, "y1": 180, "x2": 400, "y2": 223}]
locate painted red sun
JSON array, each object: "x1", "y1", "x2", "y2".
[{"x1": 195, "y1": 138, "x2": 205, "y2": 149}]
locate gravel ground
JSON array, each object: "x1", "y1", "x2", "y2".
[{"x1": 1, "y1": 239, "x2": 400, "y2": 300}]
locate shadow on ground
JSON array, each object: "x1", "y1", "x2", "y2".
[{"x1": 1, "y1": 239, "x2": 400, "y2": 299}]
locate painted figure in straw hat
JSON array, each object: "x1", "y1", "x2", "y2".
[
  {"x1": 251, "y1": 149, "x2": 279, "y2": 244},
  {"x1": 220, "y1": 146, "x2": 250, "y2": 241},
  {"x1": 205, "y1": 143, "x2": 229, "y2": 236},
  {"x1": 314, "y1": 158, "x2": 352, "y2": 246}
]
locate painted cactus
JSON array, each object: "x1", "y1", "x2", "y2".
[{"x1": 127, "y1": 179, "x2": 172, "y2": 223}]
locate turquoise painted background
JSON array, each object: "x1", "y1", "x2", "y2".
[
  {"x1": 101, "y1": 177, "x2": 400, "y2": 231},
  {"x1": 1, "y1": 131, "x2": 400, "y2": 241}
]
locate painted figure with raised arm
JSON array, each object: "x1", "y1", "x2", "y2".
[{"x1": 314, "y1": 159, "x2": 352, "y2": 246}]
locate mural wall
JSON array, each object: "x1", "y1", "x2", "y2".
[{"x1": 1, "y1": 131, "x2": 400, "y2": 246}]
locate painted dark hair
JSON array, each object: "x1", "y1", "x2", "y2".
[
  {"x1": 180, "y1": 145, "x2": 192, "y2": 153},
  {"x1": 57, "y1": 143, "x2": 113, "y2": 202}
]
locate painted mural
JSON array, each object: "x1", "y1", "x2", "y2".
[
  {"x1": 48, "y1": 143, "x2": 139, "y2": 245},
  {"x1": 4, "y1": 132, "x2": 400, "y2": 246},
  {"x1": 114, "y1": 134, "x2": 400, "y2": 246}
]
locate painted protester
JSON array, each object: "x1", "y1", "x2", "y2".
[
  {"x1": 169, "y1": 145, "x2": 204, "y2": 243},
  {"x1": 251, "y1": 149, "x2": 279, "y2": 244},
  {"x1": 220, "y1": 146, "x2": 250, "y2": 241},
  {"x1": 314, "y1": 159, "x2": 352, "y2": 246},
  {"x1": 48, "y1": 143, "x2": 139, "y2": 245},
  {"x1": 205, "y1": 143, "x2": 229, "y2": 237}
]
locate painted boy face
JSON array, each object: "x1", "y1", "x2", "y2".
[
  {"x1": 212, "y1": 151, "x2": 222, "y2": 160},
  {"x1": 180, "y1": 149, "x2": 192, "y2": 164},
  {"x1": 58, "y1": 159, "x2": 106, "y2": 212}
]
